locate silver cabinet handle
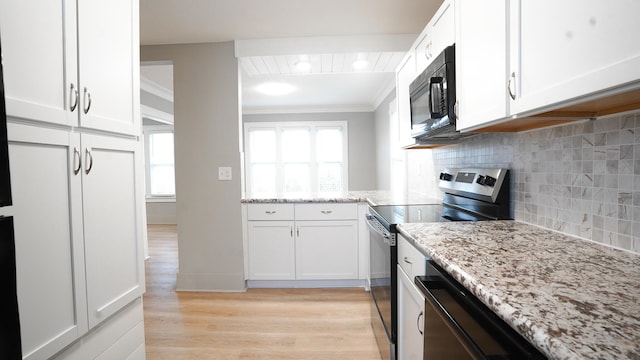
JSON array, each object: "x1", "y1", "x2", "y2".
[
  {"x1": 296, "y1": 227, "x2": 300, "y2": 237},
  {"x1": 73, "y1": 147, "x2": 81, "y2": 175},
  {"x1": 320, "y1": 210, "x2": 332, "y2": 214},
  {"x1": 508, "y1": 72, "x2": 517, "y2": 100},
  {"x1": 84, "y1": 147, "x2": 93, "y2": 175},
  {"x1": 265, "y1": 210, "x2": 276, "y2": 214},
  {"x1": 69, "y1": 83, "x2": 78, "y2": 112},
  {"x1": 403, "y1": 256, "x2": 413, "y2": 264},
  {"x1": 83, "y1": 87, "x2": 92, "y2": 114},
  {"x1": 417, "y1": 311, "x2": 424, "y2": 335},
  {"x1": 290, "y1": 226, "x2": 293, "y2": 237}
]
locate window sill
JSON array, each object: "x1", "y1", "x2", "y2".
[{"x1": 146, "y1": 196, "x2": 176, "y2": 203}]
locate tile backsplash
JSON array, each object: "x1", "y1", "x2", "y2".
[{"x1": 407, "y1": 111, "x2": 640, "y2": 254}]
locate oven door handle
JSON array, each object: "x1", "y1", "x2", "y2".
[{"x1": 364, "y1": 214, "x2": 393, "y2": 244}]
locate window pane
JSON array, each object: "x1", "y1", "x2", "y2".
[
  {"x1": 249, "y1": 129, "x2": 276, "y2": 163},
  {"x1": 316, "y1": 128, "x2": 342, "y2": 162},
  {"x1": 149, "y1": 132, "x2": 175, "y2": 196},
  {"x1": 284, "y1": 163, "x2": 309, "y2": 193},
  {"x1": 251, "y1": 164, "x2": 276, "y2": 195},
  {"x1": 150, "y1": 165, "x2": 175, "y2": 195},
  {"x1": 150, "y1": 133, "x2": 174, "y2": 164},
  {"x1": 318, "y1": 163, "x2": 343, "y2": 192},
  {"x1": 282, "y1": 129, "x2": 310, "y2": 162}
]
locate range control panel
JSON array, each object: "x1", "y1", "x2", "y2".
[{"x1": 438, "y1": 168, "x2": 508, "y2": 203}]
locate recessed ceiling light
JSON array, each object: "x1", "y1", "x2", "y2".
[
  {"x1": 294, "y1": 61, "x2": 311, "y2": 72},
  {"x1": 352, "y1": 59, "x2": 369, "y2": 70},
  {"x1": 255, "y1": 82, "x2": 296, "y2": 96}
]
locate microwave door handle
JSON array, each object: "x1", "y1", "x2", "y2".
[{"x1": 430, "y1": 77, "x2": 444, "y2": 118}]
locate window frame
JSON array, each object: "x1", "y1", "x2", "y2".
[
  {"x1": 244, "y1": 121, "x2": 349, "y2": 196},
  {"x1": 143, "y1": 125, "x2": 176, "y2": 200}
]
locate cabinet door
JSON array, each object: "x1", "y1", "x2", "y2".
[
  {"x1": 80, "y1": 133, "x2": 144, "y2": 329},
  {"x1": 397, "y1": 265, "x2": 425, "y2": 360},
  {"x1": 247, "y1": 221, "x2": 296, "y2": 280},
  {"x1": 429, "y1": 0, "x2": 455, "y2": 63},
  {"x1": 295, "y1": 220, "x2": 358, "y2": 280},
  {"x1": 76, "y1": 0, "x2": 139, "y2": 135},
  {"x1": 455, "y1": 0, "x2": 509, "y2": 131},
  {"x1": 7, "y1": 124, "x2": 87, "y2": 360},
  {"x1": 512, "y1": 0, "x2": 640, "y2": 114},
  {"x1": 0, "y1": 0, "x2": 78, "y2": 127},
  {"x1": 396, "y1": 53, "x2": 417, "y2": 148}
]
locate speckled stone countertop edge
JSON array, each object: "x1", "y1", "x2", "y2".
[{"x1": 397, "y1": 221, "x2": 588, "y2": 360}]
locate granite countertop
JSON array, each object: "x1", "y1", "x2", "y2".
[
  {"x1": 241, "y1": 190, "x2": 441, "y2": 206},
  {"x1": 397, "y1": 221, "x2": 640, "y2": 360}
]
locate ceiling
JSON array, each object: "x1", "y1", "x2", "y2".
[{"x1": 139, "y1": 0, "x2": 443, "y2": 113}]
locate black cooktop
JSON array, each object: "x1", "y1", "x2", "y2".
[{"x1": 370, "y1": 203, "x2": 493, "y2": 230}]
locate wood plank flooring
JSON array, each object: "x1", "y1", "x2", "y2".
[{"x1": 143, "y1": 224, "x2": 381, "y2": 359}]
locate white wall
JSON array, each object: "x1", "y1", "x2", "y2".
[
  {"x1": 374, "y1": 90, "x2": 395, "y2": 190},
  {"x1": 141, "y1": 42, "x2": 245, "y2": 291},
  {"x1": 243, "y1": 111, "x2": 378, "y2": 190}
]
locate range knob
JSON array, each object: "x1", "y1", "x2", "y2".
[
  {"x1": 476, "y1": 175, "x2": 486, "y2": 185},
  {"x1": 439, "y1": 172, "x2": 453, "y2": 181},
  {"x1": 480, "y1": 175, "x2": 497, "y2": 187}
]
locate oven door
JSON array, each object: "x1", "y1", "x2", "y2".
[
  {"x1": 415, "y1": 261, "x2": 545, "y2": 360},
  {"x1": 365, "y1": 213, "x2": 397, "y2": 360}
]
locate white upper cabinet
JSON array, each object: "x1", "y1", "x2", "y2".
[
  {"x1": 76, "y1": 0, "x2": 139, "y2": 135},
  {"x1": 456, "y1": 0, "x2": 640, "y2": 132},
  {"x1": 0, "y1": 0, "x2": 77, "y2": 127},
  {"x1": 0, "y1": 0, "x2": 139, "y2": 135},
  {"x1": 510, "y1": 0, "x2": 640, "y2": 115},
  {"x1": 415, "y1": 0, "x2": 455, "y2": 74},
  {"x1": 455, "y1": 0, "x2": 509, "y2": 131},
  {"x1": 395, "y1": 52, "x2": 416, "y2": 148}
]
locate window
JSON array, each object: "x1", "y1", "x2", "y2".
[
  {"x1": 244, "y1": 121, "x2": 348, "y2": 196},
  {"x1": 145, "y1": 128, "x2": 175, "y2": 197}
]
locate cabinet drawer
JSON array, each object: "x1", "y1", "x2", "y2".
[
  {"x1": 294, "y1": 203, "x2": 358, "y2": 220},
  {"x1": 247, "y1": 204, "x2": 294, "y2": 220},
  {"x1": 398, "y1": 234, "x2": 427, "y2": 278}
]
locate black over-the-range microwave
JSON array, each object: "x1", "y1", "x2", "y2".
[{"x1": 409, "y1": 44, "x2": 462, "y2": 141}]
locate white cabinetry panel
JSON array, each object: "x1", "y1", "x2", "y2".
[
  {"x1": 512, "y1": 0, "x2": 640, "y2": 115},
  {"x1": 397, "y1": 265, "x2": 425, "y2": 360},
  {"x1": 247, "y1": 220, "x2": 296, "y2": 280},
  {"x1": 295, "y1": 220, "x2": 358, "y2": 280},
  {"x1": 0, "y1": 0, "x2": 139, "y2": 135},
  {"x1": 8, "y1": 124, "x2": 87, "y2": 360},
  {"x1": 76, "y1": 0, "x2": 138, "y2": 135},
  {"x1": 81, "y1": 134, "x2": 144, "y2": 328},
  {"x1": 0, "y1": 0, "x2": 77, "y2": 127}
]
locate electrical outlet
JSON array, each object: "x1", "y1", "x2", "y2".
[{"x1": 218, "y1": 166, "x2": 232, "y2": 181}]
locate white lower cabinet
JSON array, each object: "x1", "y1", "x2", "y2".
[
  {"x1": 245, "y1": 203, "x2": 359, "y2": 282},
  {"x1": 7, "y1": 123, "x2": 144, "y2": 359},
  {"x1": 295, "y1": 220, "x2": 358, "y2": 280},
  {"x1": 397, "y1": 265, "x2": 425, "y2": 360},
  {"x1": 9, "y1": 124, "x2": 87, "y2": 360},
  {"x1": 247, "y1": 220, "x2": 296, "y2": 280}
]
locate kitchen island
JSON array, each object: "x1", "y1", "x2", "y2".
[{"x1": 398, "y1": 221, "x2": 640, "y2": 360}]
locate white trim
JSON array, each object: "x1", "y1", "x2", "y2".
[
  {"x1": 246, "y1": 279, "x2": 366, "y2": 288},
  {"x1": 242, "y1": 104, "x2": 374, "y2": 115},
  {"x1": 235, "y1": 34, "x2": 418, "y2": 57},
  {"x1": 140, "y1": 76, "x2": 174, "y2": 101},
  {"x1": 141, "y1": 105, "x2": 174, "y2": 125},
  {"x1": 372, "y1": 76, "x2": 397, "y2": 110}
]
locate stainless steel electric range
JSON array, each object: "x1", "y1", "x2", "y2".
[{"x1": 365, "y1": 168, "x2": 512, "y2": 360}]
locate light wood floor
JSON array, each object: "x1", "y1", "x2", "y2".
[{"x1": 143, "y1": 224, "x2": 381, "y2": 360}]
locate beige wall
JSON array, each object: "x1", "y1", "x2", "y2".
[{"x1": 141, "y1": 42, "x2": 245, "y2": 291}]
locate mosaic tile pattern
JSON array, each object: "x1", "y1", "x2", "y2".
[{"x1": 408, "y1": 111, "x2": 640, "y2": 254}]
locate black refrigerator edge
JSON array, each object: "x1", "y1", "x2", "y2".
[{"x1": 0, "y1": 31, "x2": 23, "y2": 359}]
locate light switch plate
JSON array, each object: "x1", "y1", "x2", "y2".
[{"x1": 218, "y1": 166, "x2": 232, "y2": 181}]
